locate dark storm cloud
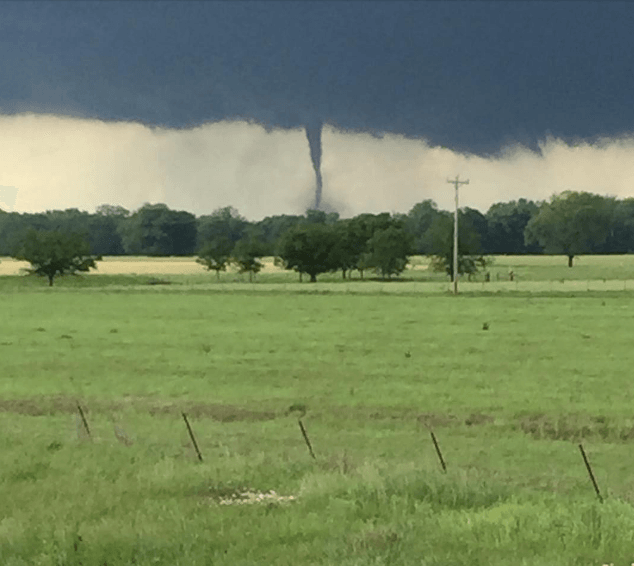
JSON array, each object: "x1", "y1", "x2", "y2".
[
  {"x1": 2, "y1": 1, "x2": 634, "y2": 156},
  {"x1": 4, "y1": 1, "x2": 634, "y2": 219}
]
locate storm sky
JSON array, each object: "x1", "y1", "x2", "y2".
[{"x1": 2, "y1": 1, "x2": 634, "y2": 218}]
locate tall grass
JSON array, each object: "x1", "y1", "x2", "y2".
[{"x1": 3, "y1": 261, "x2": 634, "y2": 563}]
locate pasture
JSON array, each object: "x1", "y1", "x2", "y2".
[{"x1": 2, "y1": 255, "x2": 634, "y2": 565}]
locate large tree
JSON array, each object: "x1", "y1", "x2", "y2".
[
  {"x1": 346, "y1": 213, "x2": 394, "y2": 278},
  {"x1": 196, "y1": 206, "x2": 252, "y2": 279},
  {"x1": 197, "y1": 206, "x2": 249, "y2": 250},
  {"x1": 524, "y1": 191, "x2": 613, "y2": 267},
  {"x1": 461, "y1": 207, "x2": 490, "y2": 254},
  {"x1": 118, "y1": 203, "x2": 197, "y2": 256},
  {"x1": 486, "y1": 199, "x2": 541, "y2": 254},
  {"x1": 231, "y1": 236, "x2": 264, "y2": 282},
  {"x1": 366, "y1": 224, "x2": 413, "y2": 279},
  {"x1": 90, "y1": 204, "x2": 129, "y2": 255},
  {"x1": 252, "y1": 214, "x2": 304, "y2": 256},
  {"x1": 196, "y1": 237, "x2": 234, "y2": 279},
  {"x1": 303, "y1": 209, "x2": 340, "y2": 225},
  {"x1": 1, "y1": 206, "x2": 124, "y2": 257},
  {"x1": 406, "y1": 199, "x2": 443, "y2": 254},
  {"x1": 0, "y1": 212, "x2": 27, "y2": 256},
  {"x1": 14, "y1": 230, "x2": 98, "y2": 286},
  {"x1": 327, "y1": 219, "x2": 359, "y2": 279},
  {"x1": 276, "y1": 223, "x2": 338, "y2": 282},
  {"x1": 424, "y1": 211, "x2": 488, "y2": 280},
  {"x1": 599, "y1": 197, "x2": 634, "y2": 254}
]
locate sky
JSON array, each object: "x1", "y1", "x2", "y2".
[{"x1": 1, "y1": 1, "x2": 634, "y2": 219}]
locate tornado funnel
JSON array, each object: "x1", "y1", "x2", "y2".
[{"x1": 305, "y1": 120, "x2": 323, "y2": 210}]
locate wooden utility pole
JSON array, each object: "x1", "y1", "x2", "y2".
[{"x1": 447, "y1": 175, "x2": 469, "y2": 295}]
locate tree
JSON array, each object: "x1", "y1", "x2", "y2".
[
  {"x1": 91, "y1": 204, "x2": 129, "y2": 255},
  {"x1": 366, "y1": 224, "x2": 413, "y2": 279},
  {"x1": 599, "y1": 197, "x2": 634, "y2": 253},
  {"x1": 253, "y1": 214, "x2": 304, "y2": 256},
  {"x1": 327, "y1": 219, "x2": 358, "y2": 279},
  {"x1": 276, "y1": 223, "x2": 338, "y2": 282},
  {"x1": 197, "y1": 206, "x2": 249, "y2": 250},
  {"x1": 95, "y1": 204, "x2": 129, "y2": 218},
  {"x1": 0, "y1": 212, "x2": 27, "y2": 255},
  {"x1": 304, "y1": 209, "x2": 328, "y2": 224},
  {"x1": 524, "y1": 191, "x2": 613, "y2": 267},
  {"x1": 45, "y1": 209, "x2": 93, "y2": 239},
  {"x1": 347, "y1": 213, "x2": 394, "y2": 278},
  {"x1": 231, "y1": 237, "x2": 264, "y2": 282},
  {"x1": 14, "y1": 207, "x2": 127, "y2": 256},
  {"x1": 13, "y1": 230, "x2": 98, "y2": 286},
  {"x1": 424, "y1": 211, "x2": 488, "y2": 279},
  {"x1": 486, "y1": 199, "x2": 541, "y2": 254},
  {"x1": 196, "y1": 237, "x2": 233, "y2": 279},
  {"x1": 118, "y1": 203, "x2": 197, "y2": 256},
  {"x1": 406, "y1": 200, "x2": 443, "y2": 254},
  {"x1": 461, "y1": 207, "x2": 490, "y2": 254}
]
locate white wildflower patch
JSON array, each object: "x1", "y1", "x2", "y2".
[{"x1": 218, "y1": 490, "x2": 296, "y2": 506}]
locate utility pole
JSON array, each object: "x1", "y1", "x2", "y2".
[{"x1": 447, "y1": 175, "x2": 469, "y2": 295}]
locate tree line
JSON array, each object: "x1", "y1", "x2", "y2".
[{"x1": 3, "y1": 191, "x2": 634, "y2": 284}]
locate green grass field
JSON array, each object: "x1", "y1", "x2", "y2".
[{"x1": 2, "y1": 256, "x2": 634, "y2": 565}]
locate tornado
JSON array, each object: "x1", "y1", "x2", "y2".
[{"x1": 305, "y1": 120, "x2": 323, "y2": 210}]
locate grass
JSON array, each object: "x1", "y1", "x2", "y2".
[{"x1": 3, "y1": 256, "x2": 634, "y2": 564}]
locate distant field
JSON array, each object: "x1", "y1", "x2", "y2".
[
  {"x1": 3, "y1": 258, "x2": 634, "y2": 564},
  {"x1": 0, "y1": 255, "x2": 212, "y2": 276},
  {"x1": 3, "y1": 253, "x2": 634, "y2": 279},
  {"x1": 4, "y1": 254, "x2": 634, "y2": 295}
]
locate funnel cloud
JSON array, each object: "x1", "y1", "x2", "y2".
[{"x1": 305, "y1": 120, "x2": 323, "y2": 210}]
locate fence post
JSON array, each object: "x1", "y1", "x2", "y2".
[
  {"x1": 76, "y1": 404, "x2": 92, "y2": 441},
  {"x1": 579, "y1": 444, "x2": 603, "y2": 502},
  {"x1": 298, "y1": 419, "x2": 316, "y2": 459},
  {"x1": 430, "y1": 430, "x2": 447, "y2": 472},
  {"x1": 182, "y1": 413, "x2": 203, "y2": 462}
]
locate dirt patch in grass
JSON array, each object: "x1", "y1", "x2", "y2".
[
  {"x1": 0, "y1": 395, "x2": 276, "y2": 422},
  {"x1": 417, "y1": 412, "x2": 495, "y2": 427},
  {"x1": 0, "y1": 396, "x2": 82, "y2": 416},
  {"x1": 148, "y1": 401, "x2": 276, "y2": 422},
  {"x1": 416, "y1": 412, "x2": 461, "y2": 427},
  {"x1": 341, "y1": 409, "x2": 495, "y2": 428},
  {"x1": 464, "y1": 412, "x2": 495, "y2": 426},
  {"x1": 517, "y1": 412, "x2": 634, "y2": 442}
]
